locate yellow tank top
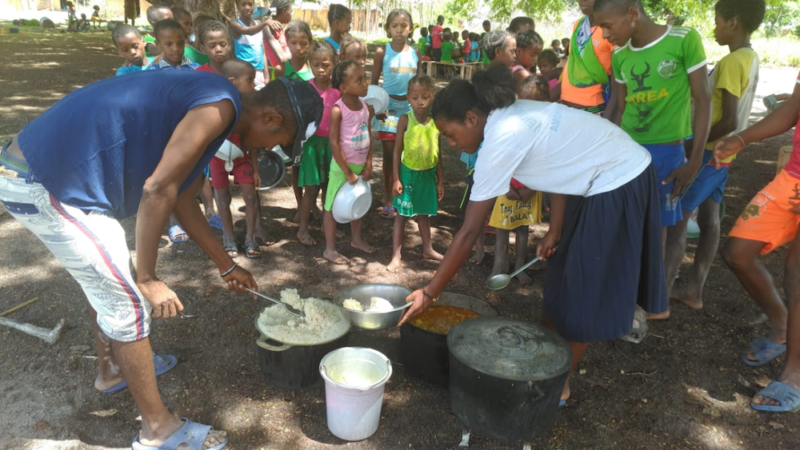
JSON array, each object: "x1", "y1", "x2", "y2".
[{"x1": 402, "y1": 112, "x2": 439, "y2": 171}]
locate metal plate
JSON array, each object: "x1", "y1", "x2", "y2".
[
  {"x1": 447, "y1": 317, "x2": 571, "y2": 382},
  {"x1": 257, "y1": 149, "x2": 286, "y2": 191}
]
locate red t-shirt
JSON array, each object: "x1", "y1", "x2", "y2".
[
  {"x1": 784, "y1": 72, "x2": 800, "y2": 179},
  {"x1": 195, "y1": 64, "x2": 218, "y2": 74},
  {"x1": 462, "y1": 38, "x2": 471, "y2": 55},
  {"x1": 431, "y1": 25, "x2": 443, "y2": 49}
]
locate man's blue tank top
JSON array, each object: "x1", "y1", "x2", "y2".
[{"x1": 18, "y1": 70, "x2": 242, "y2": 219}]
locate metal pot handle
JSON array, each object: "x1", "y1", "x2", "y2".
[
  {"x1": 256, "y1": 335, "x2": 292, "y2": 351},
  {"x1": 496, "y1": 325, "x2": 525, "y2": 347}
]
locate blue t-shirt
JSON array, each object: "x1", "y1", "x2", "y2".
[
  {"x1": 19, "y1": 71, "x2": 242, "y2": 219},
  {"x1": 324, "y1": 36, "x2": 341, "y2": 52},
  {"x1": 116, "y1": 57, "x2": 155, "y2": 76}
]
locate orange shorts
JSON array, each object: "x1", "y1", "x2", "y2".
[{"x1": 729, "y1": 170, "x2": 800, "y2": 255}]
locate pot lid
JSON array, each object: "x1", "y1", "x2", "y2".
[{"x1": 447, "y1": 317, "x2": 572, "y2": 381}]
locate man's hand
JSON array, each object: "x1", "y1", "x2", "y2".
[
  {"x1": 137, "y1": 279, "x2": 184, "y2": 319},
  {"x1": 398, "y1": 289, "x2": 434, "y2": 326},
  {"x1": 222, "y1": 266, "x2": 257, "y2": 293},
  {"x1": 663, "y1": 162, "x2": 700, "y2": 200}
]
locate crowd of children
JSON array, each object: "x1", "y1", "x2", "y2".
[{"x1": 104, "y1": 0, "x2": 800, "y2": 414}]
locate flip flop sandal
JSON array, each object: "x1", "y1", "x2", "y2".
[
  {"x1": 620, "y1": 308, "x2": 648, "y2": 344},
  {"x1": 132, "y1": 418, "x2": 228, "y2": 450},
  {"x1": 168, "y1": 225, "x2": 189, "y2": 243},
  {"x1": 378, "y1": 206, "x2": 396, "y2": 219},
  {"x1": 244, "y1": 241, "x2": 262, "y2": 259},
  {"x1": 742, "y1": 337, "x2": 786, "y2": 366},
  {"x1": 102, "y1": 354, "x2": 177, "y2": 394},
  {"x1": 751, "y1": 381, "x2": 800, "y2": 412},
  {"x1": 223, "y1": 242, "x2": 239, "y2": 258},
  {"x1": 208, "y1": 214, "x2": 224, "y2": 230}
]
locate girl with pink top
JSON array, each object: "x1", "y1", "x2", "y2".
[
  {"x1": 323, "y1": 60, "x2": 375, "y2": 265},
  {"x1": 297, "y1": 41, "x2": 341, "y2": 246}
]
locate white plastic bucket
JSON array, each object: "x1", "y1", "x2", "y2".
[{"x1": 319, "y1": 347, "x2": 392, "y2": 441}]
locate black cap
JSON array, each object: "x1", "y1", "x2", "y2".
[{"x1": 277, "y1": 77, "x2": 324, "y2": 166}]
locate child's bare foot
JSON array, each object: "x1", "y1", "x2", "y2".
[
  {"x1": 255, "y1": 230, "x2": 278, "y2": 246},
  {"x1": 323, "y1": 249, "x2": 351, "y2": 265},
  {"x1": 423, "y1": 249, "x2": 444, "y2": 261},
  {"x1": 671, "y1": 287, "x2": 703, "y2": 310},
  {"x1": 387, "y1": 258, "x2": 403, "y2": 272},
  {"x1": 646, "y1": 310, "x2": 671, "y2": 320},
  {"x1": 297, "y1": 230, "x2": 316, "y2": 246},
  {"x1": 515, "y1": 272, "x2": 532, "y2": 285},
  {"x1": 468, "y1": 248, "x2": 485, "y2": 265},
  {"x1": 351, "y1": 239, "x2": 375, "y2": 254}
]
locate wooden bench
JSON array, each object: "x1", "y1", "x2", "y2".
[{"x1": 421, "y1": 61, "x2": 483, "y2": 80}]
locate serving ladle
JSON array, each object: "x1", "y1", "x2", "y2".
[
  {"x1": 485, "y1": 256, "x2": 541, "y2": 291},
  {"x1": 246, "y1": 288, "x2": 305, "y2": 318}
]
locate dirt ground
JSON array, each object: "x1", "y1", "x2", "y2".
[{"x1": 1, "y1": 29, "x2": 800, "y2": 450}]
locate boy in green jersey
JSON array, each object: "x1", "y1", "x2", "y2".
[
  {"x1": 595, "y1": 0, "x2": 712, "y2": 321},
  {"x1": 666, "y1": 0, "x2": 765, "y2": 313}
]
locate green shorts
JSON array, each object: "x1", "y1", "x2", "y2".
[
  {"x1": 324, "y1": 162, "x2": 365, "y2": 211},
  {"x1": 392, "y1": 163, "x2": 438, "y2": 217},
  {"x1": 298, "y1": 135, "x2": 332, "y2": 187}
]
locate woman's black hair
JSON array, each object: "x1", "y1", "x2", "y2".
[
  {"x1": 384, "y1": 9, "x2": 413, "y2": 38},
  {"x1": 327, "y1": 3, "x2": 351, "y2": 25},
  {"x1": 285, "y1": 20, "x2": 312, "y2": 41},
  {"x1": 431, "y1": 64, "x2": 515, "y2": 122},
  {"x1": 515, "y1": 29, "x2": 542, "y2": 50},
  {"x1": 715, "y1": 0, "x2": 765, "y2": 33},
  {"x1": 198, "y1": 19, "x2": 230, "y2": 45},
  {"x1": 484, "y1": 30, "x2": 511, "y2": 61},
  {"x1": 309, "y1": 40, "x2": 336, "y2": 62},
  {"x1": 332, "y1": 60, "x2": 358, "y2": 89}
]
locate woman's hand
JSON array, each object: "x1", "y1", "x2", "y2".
[
  {"x1": 398, "y1": 289, "x2": 434, "y2": 326},
  {"x1": 536, "y1": 230, "x2": 560, "y2": 261},
  {"x1": 392, "y1": 178, "x2": 403, "y2": 197},
  {"x1": 137, "y1": 279, "x2": 184, "y2": 319},
  {"x1": 713, "y1": 136, "x2": 745, "y2": 169}
]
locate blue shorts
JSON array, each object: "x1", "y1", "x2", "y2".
[
  {"x1": 681, "y1": 150, "x2": 728, "y2": 213},
  {"x1": 642, "y1": 143, "x2": 685, "y2": 227}
]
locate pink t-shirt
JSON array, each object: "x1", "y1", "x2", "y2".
[
  {"x1": 431, "y1": 25, "x2": 443, "y2": 49},
  {"x1": 311, "y1": 79, "x2": 341, "y2": 138},
  {"x1": 334, "y1": 98, "x2": 370, "y2": 165},
  {"x1": 784, "y1": 71, "x2": 800, "y2": 179}
]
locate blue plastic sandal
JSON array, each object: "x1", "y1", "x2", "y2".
[
  {"x1": 131, "y1": 418, "x2": 227, "y2": 450},
  {"x1": 751, "y1": 381, "x2": 800, "y2": 412},
  {"x1": 168, "y1": 225, "x2": 189, "y2": 243},
  {"x1": 102, "y1": 354, "x2": 177, "y2": 394},
  {"x1": 742, "y1": 337, "x2": 786, "y2": 367},
  {"x1": 208, "y1": 214, "x2": 224, "y2": 230}
]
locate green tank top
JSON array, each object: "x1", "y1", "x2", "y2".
[
  {"x1": 284, "y1": 60, "x2": 314, "y2": 81},
  {"x1": 402, "y1": 111, "x2": 439, "y2": 171},
  {"x1": 417, "y1": 37, "x2": 428, "y2": 56}
]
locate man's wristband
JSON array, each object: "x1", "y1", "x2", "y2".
[
  {"x1": 220, "y1": 262, "x2": 238, "y2": 278},
  {"x1": 422, "y1": 289, "x2": 438, "y2": 303}
]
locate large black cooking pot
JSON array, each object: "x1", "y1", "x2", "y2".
[
  {"x1": 257, "y1": 333, "x2": 350, "y2": 390},
  {"x1": 448, "y1": 317, "x2": 572, "y2": 442},
  {"x1": 400, "y1": 293, "x2": 497, "y2": 386}
]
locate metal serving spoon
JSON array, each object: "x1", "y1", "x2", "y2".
[
  {"x1": 485, "y1": 257, "x2": 541, "y2": 291},
  {"x1": 246, "y1": 288, "x2": 305, "y2": 317}
]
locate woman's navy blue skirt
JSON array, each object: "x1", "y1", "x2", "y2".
[{"x1": 543, "y1": 165, "x2": 667, "y2": 343}]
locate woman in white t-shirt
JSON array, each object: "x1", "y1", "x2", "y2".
[{"x1": 398, "y1": 64, "x2": 668, "y2": 405}]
